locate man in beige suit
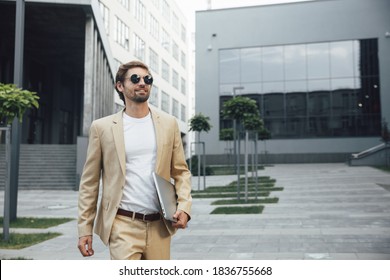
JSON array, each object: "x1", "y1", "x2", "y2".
[{"x1": 77, "y1": 60, "x2": 192, "y2": 260}]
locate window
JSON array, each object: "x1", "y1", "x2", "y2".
[
  {"x1": 151, "y1": 0, "x2": 159, "y2": 9},
  {"x1": 99, "y1": 2, "x2": 110, "y2": 35},
  {"x1": 133, "y1": 33, "x2": 145, "y2": 61},
  {"x1": 181, "y1": 51, "x2": 186, "y2": 69},
  {"x1": 219, "y1": 39, "x2": 381, "y2": 138},
  {"x1": 161, "y1": 91, "x2": 170, "y2": 113},
  {"x1": 149, "y1": 14, "x2": 159, "y2": 41},
  {"x1": 149, "y1": 85, "x2": 159, "y2": 108},
  {"x1": 181, "y1": 104, "x2": 186, "y2": 122},
  {"x1": 115, "y1": 17, "x2": 129, "y2": 50},
  {"x1": 162, "y1": 60, "x2": 170, "y2": 82},
  {"x1": 161, "y1": 28, "x2": 170, "y2": 52},
  {"x1": 172, "y1": 98, "x2": 179, "y2": 118},
  {"x1": 149, "y1": 48, "x2": 159, "y2": 73},
  {"x1": 172, "y1": 12, "x2": 180, "y2": 34},
  {"x1": 118, "y1": 0, "x2": 129, "y2": 10},
  {"x1": 162, "y1": 0, "x2": 170, "y2": 23},
  {"x1": 134, "y1": 0, "x2": 146, "y2": 27},
  {"x1": 172, "y1": 70, "x2": 179, "y2": 89},
  {"x1": 181, "y1": 24, "x2": 186, "y2": 43},
  {"x1": 172, "y1": 41, "x2": 179, "y2": 61},
  {"x1": 181, "y1": 77, "x2": 186, "y2": 95}
]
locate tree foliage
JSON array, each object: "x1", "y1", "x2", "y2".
[
  {"x1": 221, "y1": 96, "x2": 259, "y2": 122},
  {"x1": 189, "y1": 113, "x2": 212, "y2": 133},
  {"x1": 220, "y1": 128, "x2": 234, "y2": 141},
  {"x1": 0, "y1": 83, "x2": 39, "y2": 125}
]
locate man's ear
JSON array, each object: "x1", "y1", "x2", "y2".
[{"x1": 116, "y1": 81, "x2": 124, "y2": 92}]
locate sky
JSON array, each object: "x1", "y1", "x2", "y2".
[{"x1": 175, "y1": 0, "x2": 312, "y2": 35}]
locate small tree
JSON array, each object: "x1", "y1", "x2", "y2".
[
  {"x1": 0, "y1": 83, "x2": 39, "y2": 125},
  {"x1": 189, "y1": 113, "x2": 212, "y2": 143},
  {"x1": 222, "y1": 96, "x2": 260, "y2": 200},
  {"x1": 242, "y1": 112, "x2": 263, "y2": 202},
  {"x1": 189, "y1": 113, "x2": 212, "y2": 190},
  {"x1": 0, "y1": 83, "x2": 39, "y2": 242}
]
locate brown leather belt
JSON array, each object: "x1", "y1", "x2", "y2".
[{"x1": 117, "y1": 208, "x2": 161, "y2": 222}]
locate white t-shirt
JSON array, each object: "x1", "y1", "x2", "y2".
[{"x1": 119, "y1": 112, "x2": 160, "y2": 214}]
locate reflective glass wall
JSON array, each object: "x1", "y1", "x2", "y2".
[{"x1": 219, "y1": 39, "x2": 381, "y2": 138}]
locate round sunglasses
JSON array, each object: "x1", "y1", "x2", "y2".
[{"x1": 127, "y1": 74, "x2": 153, "y2": 85}]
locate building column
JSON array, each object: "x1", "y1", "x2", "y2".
[{"x1": 82, "y1": 14, "x2": 94, "y2": 136}]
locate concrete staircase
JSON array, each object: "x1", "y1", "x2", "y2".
[{"x1": 0, "y1": 144, "x2": 77, "y2": 190}]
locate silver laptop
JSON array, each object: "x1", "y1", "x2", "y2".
[{"x1": 152, "y1": 172, "x2": 178, "y2": 222}]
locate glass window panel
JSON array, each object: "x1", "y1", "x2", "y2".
[
  {"x1": 172, "y1": 98, "x2": 179, "y2": 118},
  {"x1": 161, "y1": 91, "x2": 170, "y2": 113},
  {"x1": 285, "y1": 117, "x2": 307, "y2": 137},
  {"x1": 307, "y1": 43, "x2": 330, "y2": 79},
  {"x1": 149, "y1": 85, "x2": 159, "y2": 108},
  {"x1": 219, "y1": 49, "x2": 240, "y2": 84},
  {"x1": 308, "y1": 91, "x2": 330, "y2": 116},
  {"x1": 262, "y1": 46, "x2": 283, "y2": 81},
  {"x1": 353, "y1": 40, "x2": 360, "y2": 76},
  {"x1": 331, "y1": 89, "x2": 356, "y2": 116},
  {"x1": 331, "y1": 78, "x2": 355, "y2": 91},
  {"x1": 330, "y1": 41, "x2": 354, "y2": 78},
  {"x1": 285, "y1": 80, "x2": 307, "y2": 93},
  {"x1": 240, "y1": 82, "x2": 262, "y2": 94},
  {"x1": 308, "y1": 79, "x2": 330, "y2": 92},
  {"x1": 284, "y1": 44, "x2": 306, "y2": 80},
  {"x1": 264, "y1": 118, "x2": 285, "y2": 138},
  {"x1": 286, "y1": 92, "x2": 306, "y2": 116},
  {"x1": 263, "y1": 81, "x2": 284, "y2": 93},
  {"x1": 263, "y1": 93, "x2": 284, "y2": 117},
  {"x1": 240, "y1": 48, "x2": 261, "y2": 83},
  {"x1": 181, "y1": 104, "x2": 186, "y2": 122},
  {"x1": 219, "y1": 83, "x2": 245, "y2": 96},
  {"x1": 309, "y1": 117, "x2": 330, "y2": 136},
  {"x1": 359, "y1": 39, "x2": 379, "y2": 76}
]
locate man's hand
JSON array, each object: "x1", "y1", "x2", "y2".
[
  {"x1": 78, "y1": 235, "x2": 94, "y2": 257},
  {"x1": 172, "y1": 210, "x2": 189, "y2": 229}
]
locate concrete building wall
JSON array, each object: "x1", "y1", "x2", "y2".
[{"x1": 196, "y1": 0, "x2": 390, "y2": 163}]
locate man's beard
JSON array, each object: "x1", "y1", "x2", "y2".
[{"x1": 130, "y1": 93, "x2": 149, "y2": 103}]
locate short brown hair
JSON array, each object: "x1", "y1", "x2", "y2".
[{"x1": 115, "y1": 60, "x2": 151, "y2": 105}]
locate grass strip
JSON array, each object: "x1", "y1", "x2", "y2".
[
  {"x1": 211, "y1": 197, "x2": 279, "y2": 205},
  {"x1": 0, "y1": 217, "x2": 74, "y2": 229},
  {"x1": 192, "y1": 191, "x2": 270, "y2": 199},
  {"x1": 193, "y1": 186, "x2": 283, "y2": 194},
  {"x1": 211, "y1": 205, "x2": 264, "y2": 214},
  {"x1": 0, "y1": 232, "x2": 61, "y2": 249}
]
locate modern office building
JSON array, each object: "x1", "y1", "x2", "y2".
[
  {"x1": 196, "y1": 0, "x2": 390, "y2": 164},
  {"x1": 0, "y1": 0, "x2": 190, "y2": 189}
]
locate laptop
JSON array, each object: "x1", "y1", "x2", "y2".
[{"x1": 152, "y1": 172, "x2": 178, "y2": 222}]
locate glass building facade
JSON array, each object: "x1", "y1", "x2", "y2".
[{"x1": 219, "y1": 39, "x2": 381, "y2": 139}]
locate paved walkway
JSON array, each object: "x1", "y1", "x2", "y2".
[{"x1": 1, "y1": 163, "x2": 390, "y2": 260}]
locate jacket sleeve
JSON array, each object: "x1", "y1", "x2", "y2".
[
  {"x1": 77, "y1": 122, "x2": 102, "y2": 237},
  {"x1": 170, "y1": 119, "x2": 192, "y2": 218}
]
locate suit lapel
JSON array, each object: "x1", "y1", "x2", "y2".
[
  {"x1": 150, "y1": 108, "x2": 163, "y2": 173},
  {"x1": 112, "y1": 110, "x2": 126, "y2": 176}
]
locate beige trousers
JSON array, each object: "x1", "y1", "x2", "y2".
[{"x1": 109, "y1": 214, "x2": 171, "y2": 260}]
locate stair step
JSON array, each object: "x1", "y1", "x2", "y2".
[{"x1": 0, "y1": 144, "x2": 77, "y2": 190}]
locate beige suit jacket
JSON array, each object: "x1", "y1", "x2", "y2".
[{"x1": 77, "y1": 108, "x2": 192, "y2": 245}]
